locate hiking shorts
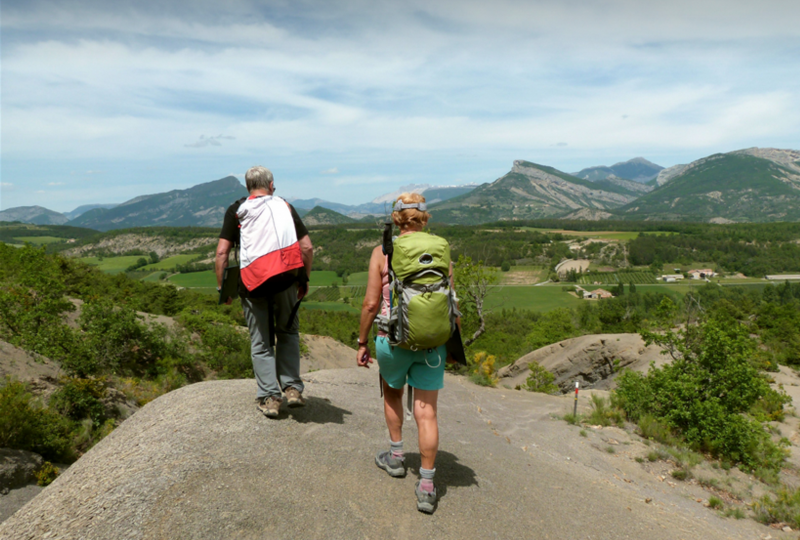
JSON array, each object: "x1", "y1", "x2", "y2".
[{"x1": 376, "y1": 336, "x2": 446, "y2": 391}]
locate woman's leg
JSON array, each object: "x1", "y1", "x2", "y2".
[
  {"x1": 383, "y1": 379, "x2": 405, "y2": 442},
  {"x1": 413, "y1": 389, "x2": 439, "y2": 470}
]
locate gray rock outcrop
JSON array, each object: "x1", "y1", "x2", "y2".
[
  {"x1": 0, "y1": 449, "x2": 43, "y2": 491},
  {"x1": 497, "y1": 333, "x2": 667, "y2": 391},
  {"x1": 0, "y1": 368, "x2": 769, "y2": 540}
]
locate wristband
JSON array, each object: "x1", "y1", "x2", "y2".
[{"x1": 357, "y1": 340, "x2": 369, "y2": 347}]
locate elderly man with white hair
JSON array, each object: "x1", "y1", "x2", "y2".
[{"x1": 215, "y1": 166, "x2": 314, "y2": 418}]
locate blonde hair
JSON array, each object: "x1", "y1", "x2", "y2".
[{"x1": 392, "y1": 192, "x2": 430, "y2": 229}]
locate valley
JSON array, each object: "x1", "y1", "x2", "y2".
[{"x1": 3, "y1": 150, "x2": 800, "y2": 534}]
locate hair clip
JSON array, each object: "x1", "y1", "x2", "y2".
[{"x1": 394, "y1": 200, "x2": 427, "y2": 211}]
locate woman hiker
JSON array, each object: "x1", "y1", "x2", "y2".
[{"x1": 356, "y1": 192, "x2": 456, "y2": 514}]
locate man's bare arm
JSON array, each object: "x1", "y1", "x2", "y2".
[
  {"x1": 299, "y1": 235, "x2": 313, "y2": 280},
  {"x1": 215, "y1": 238, "x2": 233, "y2": 289}
]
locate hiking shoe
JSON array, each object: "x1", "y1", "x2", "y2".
[
  {"x1": 284, "y1": 387, "x2": 306, "y2": 408},
  {"x1": 257, "y1": 396, "x2": 281, "y2": 418},
  {"x1": 415, "y1": 480, "x2": 437, "y2": 514},
  {"x1": 375, "y1": 450, "x2": 406, "y2": 478}
]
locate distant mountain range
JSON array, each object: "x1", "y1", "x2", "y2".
[
  {"x1": 63, "y1": 204, "x2": 118, "y2": 221},
  {"x1": 300, "y1": 206, "x2": 356, "y2": 226},
  {"x1": 68, "y1": 176, "x2": 248, "y2": 231},
  {"x1": 289, "y1": 184, "x2": 477, "y2": 218},
  {"x1": 2, "y1": 148, "x2": 798, "y2": 229},
  {"x1": 572, "y1": 157, "x2": 664, "y2": 184},
  {"x1": 0, "y1": 178, "x2": 475, "y2": 231},
  {"x1": 429, "y1": 160, "x2": 641, "y2": 224},
  {"x1": 0, "y1": 205, "x2": 70, "y2": 225},
  {"x1": 619, "y1": 148, "x2": 800, "y2": 222}
]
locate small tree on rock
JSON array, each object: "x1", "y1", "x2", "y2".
[{"x1": 454, "y1": 255, "x2": 498, "y2": 346}]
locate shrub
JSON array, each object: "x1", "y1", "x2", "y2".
[
  {"x1": 708, "y1": 496, "x2": 723, "y2": 509},
  {"x1": 526, "y1": 308, "x2": 577, "y2": 350},
  {"x1": 615, "y1": 318, "x2": 789, "y2": 472},
  {"x1": 753, "y1": 487, "x2": 800, "y2": 529},
  {"x1": 521, "y1": 363, "x2": 558, "y2": 394},
  {"x1": 637, "y1": 414, "x2": 679, "y2": 446},
  {"x1": 49, "y1": 377, "x2": 108, "y2": 427},
  {"x1": 671, "y1": 469, "x2": 689, "y2": 481},
  {"x1": 724, "y1": 507, "x2": 745, "y2": 519},
  {"x1": 65, "y1": 298, "x2": 182, "y2": 378},
  {"x1": 501, "y1": 261, "x2": 511, "y2": 272},
  {"x1": 180, "y1": 310, "x2": 251, "y2": 379},
  {"x1": 35, "y1": 462, "x2": 60, "y2": 486},
  {"x1": 586, "y1": 394, "x2": 624, "y2": 427},
  {"x1": 468, "y1": 351, "x2": 498, "y2": 387},
  {"x1": 0, "y1": 378, "x2": 74, "y2": 462}
]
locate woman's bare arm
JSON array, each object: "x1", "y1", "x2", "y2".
[{"x1": 357, "y1": 246, "x2": 385, "y2": 367}]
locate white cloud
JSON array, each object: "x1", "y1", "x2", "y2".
[
  {"x1": 1, "y1": 0, "x2": 798, "y2": 210},
  {"x1": 0, "y1": 183, "x2": 13, "y2": 187},
  {"x1": 47, "y1": 182, "x2": 65, "y2": 186},
  {"x1": 185, "y1": 134, "x2": 236, "y2": 148}
]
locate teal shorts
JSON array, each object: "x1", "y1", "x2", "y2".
[{"x1": 376, "y1": 336, "x2": 446, "y2": 391}]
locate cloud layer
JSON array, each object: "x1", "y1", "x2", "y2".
[{"x1": 1, "y1": 0, "x2": 799, "y2": 211}]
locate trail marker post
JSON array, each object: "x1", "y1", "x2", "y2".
[{"x1": 573, "y1": 381, "x2": 580, "y2": 417}]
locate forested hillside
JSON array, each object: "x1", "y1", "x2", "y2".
[{"x1": 621, "y1": 151, "x2": 800, "y2": 222}]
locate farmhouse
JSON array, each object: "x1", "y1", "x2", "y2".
[
  {"x1": 660, "y1": 274, "x2": 684, "y2": 282},
  {"x1": 766, "y1": 274, "x2": 800, "y2": 281},
  {"x1": 688, "y1": 268, "x2": 716, "y2": 279},
  {"x1": 587, "y1": 288, "x2": 614, "y2": 299}
]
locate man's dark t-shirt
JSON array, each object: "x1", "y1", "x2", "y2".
[{"x1": 219, "y1": 196, "x2": 309, "y2": 299}]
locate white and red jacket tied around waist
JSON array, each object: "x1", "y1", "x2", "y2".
[{"x1": 236, "y1": 195, "x2": 304, "y2": 292}]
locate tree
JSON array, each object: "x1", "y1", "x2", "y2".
[
  {"x1": 629, "y1": 281, "x2": 637, "y2": 293},
  {"x1": 454, "y1": 255, "x2": 498, "y2": 346}
]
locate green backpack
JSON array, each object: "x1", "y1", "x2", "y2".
[{"x1": 377, "y1": 231, "x2": 460, "y2": 350}]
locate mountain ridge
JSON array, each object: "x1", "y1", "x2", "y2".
[
  {"x1": 429, "y1": 160, "x2": 639, "y2": 224},
  {"x1": 620, "y1": 148, "x2": 800, "y2": 222},
  {"x1": 66, "y1": 176, "x2": 248, "y2": 231},
  {"x1": 573, "y1": 157, "x2": 664, "y2": 184}
]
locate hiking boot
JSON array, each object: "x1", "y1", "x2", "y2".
[
  {"x1": 415, "y1": 480, "x2": 437, "y2": 514},
  {"x1": 284, "y1": 387, "x2": 306, "y2": 408},
  {"x1": 257, "y1": 396, "x2": 281, "y2": 418},
  {"x1": 375, "y1": 450, "x2": 406, "y2": 478}
]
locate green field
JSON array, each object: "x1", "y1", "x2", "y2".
[
  {"x1": 499, "y1": 265, "x2": 545, "y2": 285},
  {"x1": 622, "y1": 283, "x2": 694, "y2": 295},
  {"x1": 169, "y1": 271, "x2": 217, "y2": 288},
  {"x1": 578, "y1": 271, "x2": 657, "y2": 285},
  {"x1": 517, "y1": 228, "x2": 676, "y2": 241},
  {"x1": 347, "y1": 272, "x2": 369, "y2": 286},
  {"x1": 14, "y1": 236, "x2": 65, "y2": 245},
  {"x1": 484, "y1": 285, "x2": 584, "y2": 312},
  {"x1": 309, "y1": 271, "x2": 340, "y2": 287},
  {"x1": 140, "y1": 254, "x2": 198, "y2": 271},
  {"x1": 141, "y1": 272, "x2": 168, "y2": 282},
  {"x1": 78, "y1": 256, "x2": 144, "y2": 274}
]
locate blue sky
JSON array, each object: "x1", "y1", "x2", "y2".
[{"x1": 1, "y1": 0, "x2": 799, "y2": 213}]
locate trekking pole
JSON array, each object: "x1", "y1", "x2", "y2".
[{"x1": 573, "y1": 381, "x2": 579, "y2": 417}]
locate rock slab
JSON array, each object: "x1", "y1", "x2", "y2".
[{"x1": 0, "y1": 368, "x2": 771, "y2": 540}]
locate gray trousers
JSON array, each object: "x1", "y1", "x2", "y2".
[{"x1": 241, "y1": 284, "x2": 303, "y2": 399}]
